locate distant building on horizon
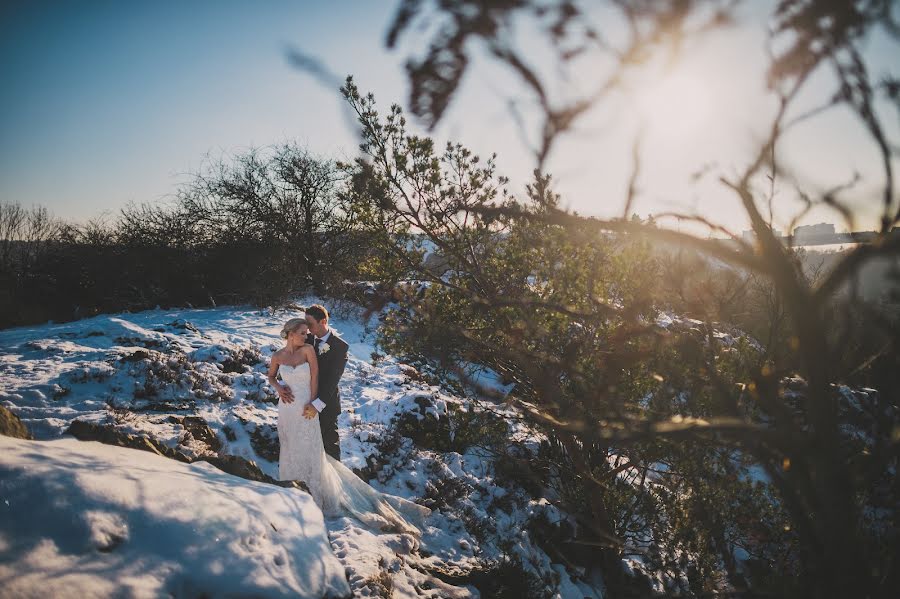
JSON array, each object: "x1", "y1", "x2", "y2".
[
  {"x1": 726, "y1": 223, "x2": 895, "y2": 247},
  {"x1": 793, "y1": 223, "x2": 836, "y2": 241}
]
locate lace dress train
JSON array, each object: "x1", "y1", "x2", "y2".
[{"x1": 277, "y1": 363, "x2": 430, "y2": 535}]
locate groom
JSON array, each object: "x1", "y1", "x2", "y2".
[{"x1": 302, "y1": 304, "x2": 348, "y2": 462}]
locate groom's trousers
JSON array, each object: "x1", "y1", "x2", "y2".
[{"x1": 319, "y1": 399, "x2": 341, "y2": 462}]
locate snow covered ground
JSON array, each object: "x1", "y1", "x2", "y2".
[
  {"x1": 0, "y1": 434, "x2": 349, "y2": 599},
  {"x1": 0, "y1": 300, "x2": 603, "y2": 598}
]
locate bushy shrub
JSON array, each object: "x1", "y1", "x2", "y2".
[{"x1": 339, "y1": 81, "x2": 899, "y2": 597}]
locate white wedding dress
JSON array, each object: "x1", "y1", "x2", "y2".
[{"x1": 277, "y1": 362, "x2": 430, "y2": 535}]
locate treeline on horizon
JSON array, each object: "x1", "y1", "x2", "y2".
[
  {"x1": 3, "y1": 149, "x2": 896, "y2": 331},
  {"x1": 0, "y1": 151, "x2": 730, "y2": 329},
  {"x1": 0, "y1": 143, "x2": 394, "y2": 329}
]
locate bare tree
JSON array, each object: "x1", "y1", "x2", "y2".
[
  {"x1": 0, "y1": 201, "x2": 27, "y2": 270},
  {"x1": 171, "y1": 143, "x2": 363, "y2": 292},
  {"x1": 0, "y1": 201, "x2": 61, "y2": 272}
]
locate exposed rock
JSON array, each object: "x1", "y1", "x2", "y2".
[
  {"x1": 65, "y1": 419, "x2": 191, "y2": 463},
  {"x1": 64, "y1": 419, "x2": 308, "y2": 493},
  {"x1": 119, "y1": 349, "x2": 150, "y2": 363},
  {"x1": 413, "y1": 395, "x2": 434, "y2": 412},
  {"x1": 168, "y1": 318, "x2": 199, "y2": 333},
  {"x1": 168, "y1": 414, "x2": 222, "y2": 453},
  {"x1": 0, "y1": 405, "x2": 32, "y2": 440},
  {"x1": 196, "y1": 454, "x2": 309, "y2": 493},
  {"x1": 220, "y1": 347, "x2": 262, "y2": 374},
  {"x1": 114, "y1": 336, "x2": 166, "y2": 349},
  {"x1": 222, "y1": 424, "x2": 237, "y2": 441},
  {"x1": 247, "y1": 423, "x2": 280, "y2": 463}
]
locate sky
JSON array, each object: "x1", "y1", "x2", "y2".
[{"x1": 1, "y1": 0, "x2": 897, "y2": 235}]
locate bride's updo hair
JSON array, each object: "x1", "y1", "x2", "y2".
[{"x1": 279, "y1": 317, "x2": 308, "y2": 340}]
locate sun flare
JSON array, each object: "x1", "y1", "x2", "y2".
[{"x1": 633, "y1": 65, "x2": 714, "y2": 141}]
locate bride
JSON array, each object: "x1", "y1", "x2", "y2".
[{"x1": 267, "y1": 317, "x2": 430, "y2": 536}]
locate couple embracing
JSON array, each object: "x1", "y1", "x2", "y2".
[{"x1": 266, "y1": 304, "x2": 429, "y2": 535}]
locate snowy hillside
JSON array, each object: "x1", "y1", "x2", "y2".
[
  {"x1": 0, "y1": 434, "x2": 349, "y2": 598},
  {"x1": 0, "y1": 301, "x2": 603, "y2": 598}
]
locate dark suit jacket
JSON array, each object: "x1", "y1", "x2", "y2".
[{"x1": 306, "y1": 331, "x2": 349, "y2": 416}]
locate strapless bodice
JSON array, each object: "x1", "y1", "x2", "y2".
[
  {"x1": 279, "y1": 362, "x2": 311, "y2": 381},
  {"x1": 278, "y1": 362, "x2": 312, "y2": 405}
]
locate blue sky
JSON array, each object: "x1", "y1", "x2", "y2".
[
  {"x1": 0, "y1": 1, "x2": 400, "y2": 220},
  {"x1": 1, "y1": 1, "x2": 897, "y2": 234}
]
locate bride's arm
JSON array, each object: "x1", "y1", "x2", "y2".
[
  {"x1": 267, "y1": 352, "x2": 293, "y2": 403},
  {"x1": 305, "y1": 345, "x2": 319, "y2": 400}
]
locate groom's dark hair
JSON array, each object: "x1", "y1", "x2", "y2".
[{"x1": 305, "y1": 304, "x2": 328, "y2": 322}]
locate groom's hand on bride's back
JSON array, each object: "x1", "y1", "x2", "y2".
[{"x1": 276, "y1": 384, "x2": 294, "y2": 403}]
